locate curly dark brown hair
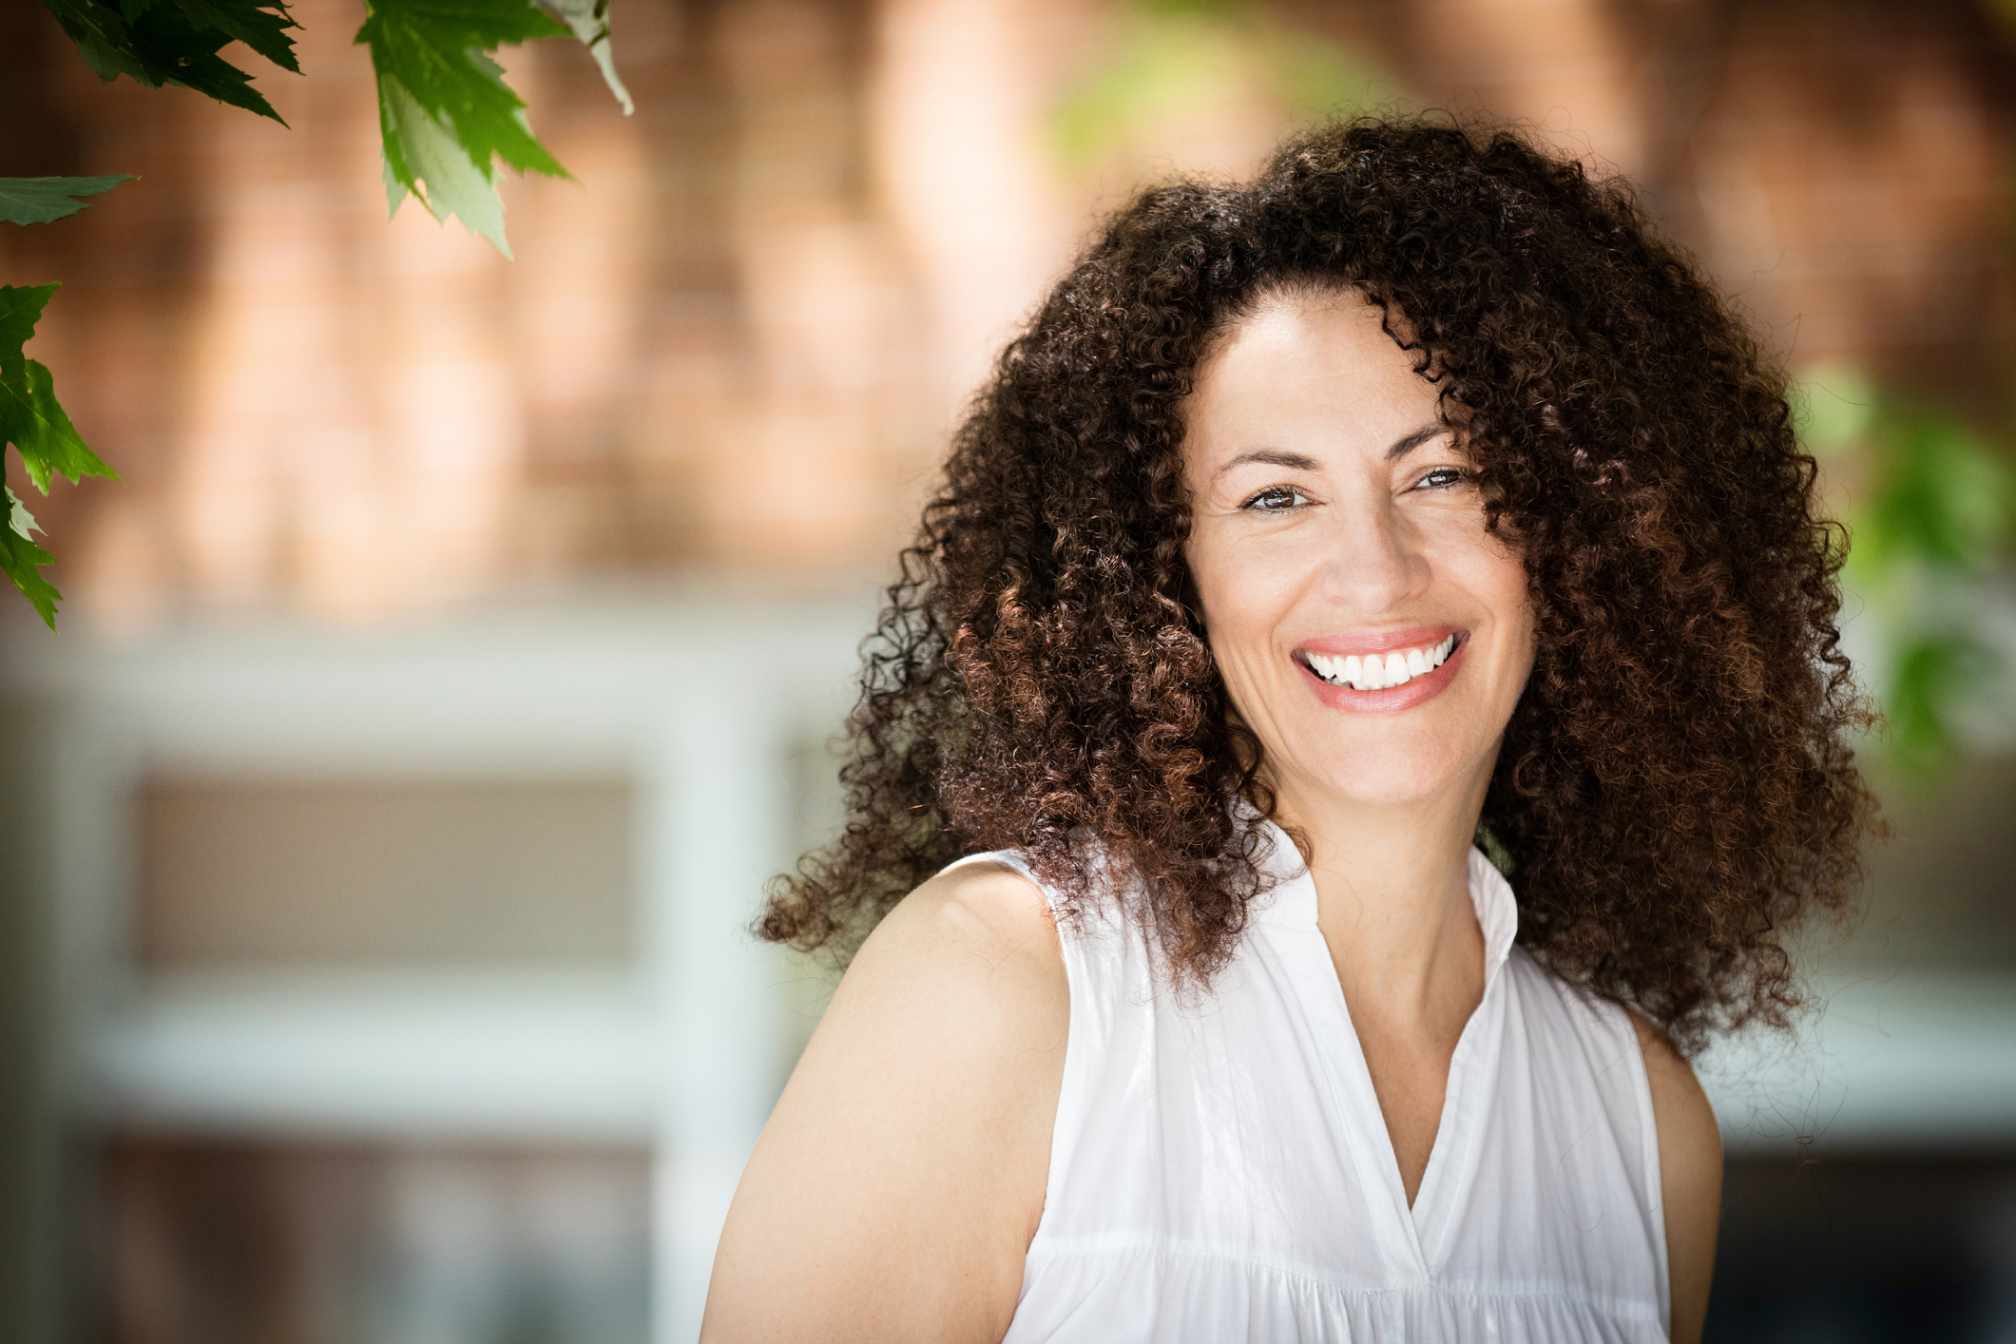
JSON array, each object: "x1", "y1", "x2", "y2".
[{"x1": 751, "y1": 107, "x2": 1889, "y2": 1059}]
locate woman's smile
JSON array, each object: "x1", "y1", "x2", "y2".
[{"x1": 1294, "y1": 629, "x2": 1470, "y2": 713}]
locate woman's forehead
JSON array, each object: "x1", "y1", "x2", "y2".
[{"x1": 1184, "y1": 300, "x2": 1440, "y2": 457}]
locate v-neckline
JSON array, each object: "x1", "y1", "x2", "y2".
[
  {"x1": 1321, "y1": 931, "x2": 1476, "y2": 1213},
  {"x1": 1304, "y1": 913, "x2": 1496, "y2": 1275},
  {"x1": 1240, "y1": 807, "x2": 1520, "y2": 1278}
]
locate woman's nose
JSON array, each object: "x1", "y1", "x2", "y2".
[{"x1": 1317, "y1": 501, "x2": 1424, "y2": 607}]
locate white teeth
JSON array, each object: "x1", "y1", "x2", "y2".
[{"x1": 1303, "y1": 633, "x2": 1457, "y2": 691}]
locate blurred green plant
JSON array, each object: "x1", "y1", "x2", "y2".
[
  {"x1": 1046, "y1": 0, "x2": 1393, "y2": 172},
  {"x1": 1790, "y1": 363, "x2": 2016, "y2": 777},
  {"x1": 4, "y1": 0, "x2": 632, "y2": 629}
]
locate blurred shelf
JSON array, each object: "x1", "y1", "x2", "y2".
[
  {"x1": 1701, "y1": 969, "x2": 2016, "y2": 1154},
  {"x1": 82, "y1": 966, "x2": 2016, "y2": 1154},
  {"x1": 81, "y1": 970, "x2": 663, "y2": 1143},
  {"x1": 0, "y1": 581, "x2": 880, "y2": 776}
]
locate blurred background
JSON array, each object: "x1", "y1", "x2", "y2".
[{"x1": 2, "y1": 0, "x2": 2014, "y2": 1340}]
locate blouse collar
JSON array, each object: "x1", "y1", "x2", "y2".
[{"x1": 1231, "y1": 794, "x2": 1520, "y2": 985}]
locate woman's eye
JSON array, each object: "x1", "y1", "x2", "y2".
[
  {"x1": 1240, "y1": 485, "x2": 1309, "y2": 512},
  {"x1": 1416, "y1": 467, "x2": 1474, "y2": 491}
]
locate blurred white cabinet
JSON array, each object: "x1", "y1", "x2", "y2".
[{"x1": 0, "y1": 579, "x2": 875, "y2": 1344}]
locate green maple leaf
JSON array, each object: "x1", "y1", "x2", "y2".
[
  {"x1": 40, "y1": 0, "x2": 301, "y2": 125},
  {"x1": 357, "y1": 0, "x2": 573, "y2": 258},
  {"x1": 1, "y1": 357, "x2": 112, "y2": 495},
  {"x1": 0, "y1": 174, "x2": 138, "y2": 226},
  {"x1": 2, "y1": 485, "x2": 62, "y2": 630},
  {"x1": 0, "y1": 285, "x2": 118, "y2": 493},
  {"x1": 1, "y1": 283, "x2": 120, "y2": 631}
]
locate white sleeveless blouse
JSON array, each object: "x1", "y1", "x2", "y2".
[{"x1": 939, "y1": 803, "x2": 1671, "y2": 1343}]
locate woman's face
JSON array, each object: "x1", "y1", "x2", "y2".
[{"x1": 1179, "y1": 286, "x2": 1536, "y2": 810}]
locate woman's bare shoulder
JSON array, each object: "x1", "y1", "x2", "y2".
[
  {"x1": 700, "y1": 858, "x2": 1067, "y2": 1343},
  {"x1": 1621, "y1": 1005, "x2": 1724, "y2": 1344}
]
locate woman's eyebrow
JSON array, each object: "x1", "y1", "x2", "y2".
[
  {"x1": 1383, "y1": 422, "x2": 1449, "y2": 460},
  {"x1": 1211, "y1": 423, "x2": 1447, "y2": 480}
]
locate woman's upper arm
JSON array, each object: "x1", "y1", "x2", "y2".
[
  {"x1": 700, "y1": 861, "x2": 1067, "y2": 1344},
  {"x1": 1626, "y1": 1007, "x2": 1724, "y2": 1344}
]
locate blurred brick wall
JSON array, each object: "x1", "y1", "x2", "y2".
[
  {"x1": 2, "y1": 0, "x2": 2012, "y2": 629},
  {"x1": 1286, "y1": 0, "x2": 2016, "y2": 411}
]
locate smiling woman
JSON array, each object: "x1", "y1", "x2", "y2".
[
  {"x1": 1181, "y1": 289, "x2": 1535, "y2": 773},
  {"x1": 702, "y1": 108, "x2": 1887, "y2": 1344}
]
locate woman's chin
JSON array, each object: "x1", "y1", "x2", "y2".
[{"x1": 1301, "y1": 768, "x2": 1455, "y2": 809}]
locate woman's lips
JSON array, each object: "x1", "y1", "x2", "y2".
[
  {"x1": 1295, "y1": 631, "x2": 1467, "y2": 712},
  {"x1": 1294, "y1": 624, "x2": 1465, "y2": 658}
]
